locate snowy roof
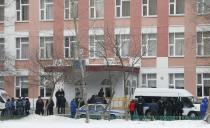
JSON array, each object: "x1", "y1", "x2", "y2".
[{"x1": 133, "y1": 88, "x2": 193, "y2": 98}]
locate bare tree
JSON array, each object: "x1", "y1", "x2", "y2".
[{"x1": 88, "y1": 26, "x2": 142, "y2": 120}]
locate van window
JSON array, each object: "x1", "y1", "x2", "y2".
[
  {"x1": 181, "y1": 97, "x2": 194, "y2": 107},
  {"x1": 0, "y1": 96, "x2": 5, "y2": 103}
]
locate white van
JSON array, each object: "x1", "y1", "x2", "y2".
[
  {"x1": 0, "y1": 89, "x2": 8, "y2": 111},
  {"x1": 133, "y1": 88, "x2": 200, "y2": 117}
]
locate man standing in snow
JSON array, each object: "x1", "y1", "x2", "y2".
[
  {"x1": 129, "y1": 100, "x2": 136, "y2": 120},
  {"x1": 200, "y1": 97, "x2": 208, "y2": 119},
  {"x1": 35, "y1": 96, "x2": 44, "y2": 115},
  {"x1": 135, "y1": 97, "x2": 144, "y2": 119},
  {"x1": 60, "y1": 94, "x2": 66, "y2": 114},
  {"x1": 70, "y1": 99, "x2": 77, "y2": 118}
]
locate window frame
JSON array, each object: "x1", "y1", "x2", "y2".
[
  {"x1": 39, "y1": 36, "x2": 53, "y2": 59},
  {"x1": 197, "y1": 73, "x2": 210, "y2": 97},
  {"x1": 16, "y1": 0, "x2": 29, "y2": 22},
  {"x1": 142, "y1": 0, "x2": 157, "y2": 17},
  {"x1": 0, "y1": 38, "x2": 5, "y2": 60},
  {"x1": 115, "y1": 34, "x2": 130, "y2": 58},
  {"x1": 39, "y1": 75, "x2": 52, "y2": 98},
  {"x1": 39, "y1": 0, "x2": 54, "y2": 21},
  {"x1": 141, "y1": 73, "x2": 157, "y2": 88},
  {"x1": 89, "y1": 34, "x2": 104, "y2": 59},
  {"x1": 0, "y1": 0, "x2": 4, "y2": 23},
  {"x1": 141, "y1": 33, "x2": 157, "y2": 57},
  {"x1": 64, "y1": 36, "x2": 77, "y2": 59},
  {"x1": 0, "y1": 76, "x2": 4, "y2": 89},
  {"x1": 16, "y1": 37, "x2": 29, "y2": 60},
  {"x1": 89, "y1": 0, "x2": 104, "y2": 19},
  {"x1": 15, "y1": 76, "x2": 28, "y2": 98},
  {"x1": 169, "y1": 73, "x2": 184, "y2": 89},
  {"x1": 64, "y1": 0, "x2": 78, "y2": 20},
  {"x1": 169, "y1": 0, "x2": 184, "y2": 16},
  {"x1": 115, "y1": 0, "x2": 130, "y2": 18},
  {"x1": 168, "y1": 32, "x2": 184, "y2": 57},
  {"x1": 197, "y1": 31, "x2": 210, "y2": 57},
  {"x1": 197, "y1": 0, "x2": 210, "y2": 15}
]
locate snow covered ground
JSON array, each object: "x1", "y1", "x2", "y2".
[{"x1": 0, "y1": 114, "x2": 210, "y2": 128}]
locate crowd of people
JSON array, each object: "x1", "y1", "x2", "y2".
[
  {"x1": 87, "y1": 88, "x2": 107, "y2": 104},
  {"x1": 35, "y1": 89, "x2": 66, "y2": 116},
  {"x1": 3, "y1": 88, "x2": 208, "y2": 120},
  {"x1": 129, "y1": 97, "x2": 185, "y2": 120},
  {"x1": 129, "y1": 97, "x2": 209, "y2": 120},
  {"x1": 55, "y1": 89, "x2": 66, "y2": 114},
  {"x1": 2, "y1": 97, "x2": 30, "y2": 116}
]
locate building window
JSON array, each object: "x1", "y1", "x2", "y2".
[
  {"x1": 40, "y1": 37, "x2": 53, "y2": 59},
  {"x1": 0, "y1": 0, "x2": 4, "y2": 22},
  {"x1": 16, "y1": 37, "x2": 29, "y2": 60},
  {"x1": 64, "y1": 0, "x2": 78, "y2": 20},
  {"x1": 75, "y1": 87, "x2": 81, "y2": 98},
  {"x1": 89, "y1": 35, "x2": 104, "y2": 58},
  {"x1": 40, "y1": 76, "x2": 52, "y2": 97},
  {"x1": 169, "y1": 0, "x2": 184, "y2": 15},
  {"x1": 64, "y1": 36, "x2": 77, "y2": 58},
  {"x1": 40, "y1": 0, "x2": 53, "y2": 20},
  {"x1": 142, "y1": 33, "x2": 157, "y2": 57},
  {"x1": 125, "y1": 80, "x2": 130, "y2": 96},
  {"x1": 142, "y1": 74, "x2": 157, "y2": 88},
  {"x1": 16, "y1": 0, "x2": 29, "y2": 22},
  {"x1": 142, "y1": 0, "x2": 157, "y2": 16},
  {"x1": 169, "y1": 32, "x2": 184, "y2": 57},
  {"x1": 169, "y1": 73, "x2": 184, "y2": 89},
  {"x1": 16, "y1": 76, "x2": 28, "y2": 97},
  {"x1": 131, "y1": 80, "x2": 137, "y2": 95},
  {"x1": 0, "y1": 76, "x2": 4, "y2": 89},
  {"x1": 90, "y1": 0, "x2": 104, "y2": 19},
  {"x1": 101, "y1": 79, "x2": 112, "y2": 97},
  {"x1": 0, "y1": 38, "x2": 4, "y2": 60},
  {"x1": 197, "y1": 31, "x2": 210, "y2": 56},
  {"x1": 115, "y1": 0, "x2": 130, "y2": 18},
  {"x1": 197, "y1": 73, "x2": 210, "y2": 97},
  {"x1": 115, "y1": 34, "x2": 130, "y2": 57},
  {"x1": 197, "y1": 0, "x2": 210, "y2": 15}
]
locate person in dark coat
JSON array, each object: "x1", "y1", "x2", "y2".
[
  {"x1": 22, "y1": 97, "x2": 26, "y2": 115},
  {"x1": 55, "y1": 89, "x2": 64, "y2": 114},
  {"x1": 55, "y1": 89, "x2": 61, "y2": 107},
  {"x1": 175, "y1": 98, "x2": 183, "y2": 116},
  {"x1": 165, "y1": 98, "x2": 173, "y2": 116},
  {"x1": 149, "y1": 100, "x2": 159, "y2": 116},
  {"x1": 16, "y1": 97, "x2": 23, "y2": 116},
  {"x1": 46, "y1": 99, "x2": 54, "y2": 115},
  {"x1": 5, "y1": 99, "x2": 11, "y2": 116},
  {"x1": 70, "y1": 99, "x2": 77, "y2": 118},
  {"x1": 157, "y1": 98, "x2": 164, "y2": 116},
  {"x1": 129, "y1": 100, "x2": 136, "y2": 120},
  {"x1": 10, "y1": 97, "x2": 16, "y2": 115},
  {"x1": 25, "y1": 98, "x2": 30, "y2": 115},
  {"x1": 35, "y1": 96, "x2": 44, "y2": 115},
  {"x1": 200, "y1": 97, "x2": 208, "y2": 119},
  {"x1": 60, "y1": 88, "x2": 65, "y2": 96},
  {"x1": 98, "y1": 88, "x2": 104, "y2": 98},
  {"x1": 135, "y1": 97, "x2": 144, "y2": 119},
  {"x1": 60, "y1": 94, "x2": 66, "y2": 114}
]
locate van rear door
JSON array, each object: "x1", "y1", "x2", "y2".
[{"x1": 0, "y1": 96, "x2": 5, "y2": 110}]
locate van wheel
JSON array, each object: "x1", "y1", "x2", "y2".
[
  {"x1": 145, "y1": 110, "x2": 153, "y2": 116},
  {"x1": 80, "y1": 114, "x2": 86, "y2": 118},
  {"x1": 110, "y1": 114, "x2": 116, "y2": 119},
  {"x1": 188, "y1": 112, "x2": 197, "y2": 118}
]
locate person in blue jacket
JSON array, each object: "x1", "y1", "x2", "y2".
[
  {"x1": 200, "y1": 97, "x2": 208, "y2": 119},
  {"x1": 70, "y1": 99, "x2": 77, "y2": 118}
]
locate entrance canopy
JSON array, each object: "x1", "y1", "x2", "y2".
[{"x1": 44, "y1": 65, "x2": 140, "y2": 74}]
